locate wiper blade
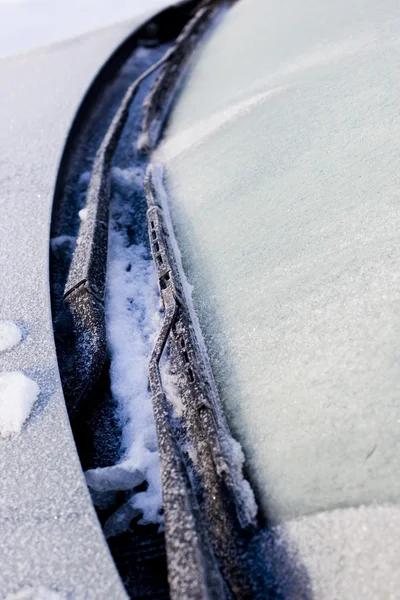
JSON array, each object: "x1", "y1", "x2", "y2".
[
  {"x1": 63, "y1": 53, "x2": 170, "y2": 417},
  {"x1": 145, "y1": 165, "x2": 268, "y2": 600},
  {"x1": 63, "y1": 1, "x2": 217, "y2": 418},
  {"x1": 138, "y1": 3, "x2": 217, "y2": 154}
]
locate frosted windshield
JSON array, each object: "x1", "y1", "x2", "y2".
[{"x1": 159, "y1": 0, "x2": 400, "y2": 522}]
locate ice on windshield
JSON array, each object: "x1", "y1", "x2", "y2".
[{"x1": 159, "y1": 0, "x2": 400, "y2": 522}]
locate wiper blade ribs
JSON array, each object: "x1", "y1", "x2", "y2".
[{"x1": 146, "y1": 166, "x2": 268, "y2": 600}]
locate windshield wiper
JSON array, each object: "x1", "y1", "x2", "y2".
[
  {"x1": 62, "y1": 1, "x2": 269, "y2": 597},
  {"x1": 146, "y1": 165, "x2": 269, "y2": 599},
  {"x1": 63, "y1": 55, "x2": 172, "y2": 418},
  {"x1": 138, "y1": 2, "x2": 216, "y2": 154},
  {"x1": 63, "y1": 1, "x2": 217, "y2": 419}
]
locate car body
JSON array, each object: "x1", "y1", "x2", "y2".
[
  {"x1": 0, "y1": 5, "x2": 168, "y2": 599},
  {"x1": 1, "y1": 0, "x2": 399, "y2": 598}
]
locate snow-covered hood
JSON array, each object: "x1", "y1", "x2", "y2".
[{"x1": 0, "y1": 6, "x2": 173, "y2": 598}]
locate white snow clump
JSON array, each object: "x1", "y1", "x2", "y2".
[
  {"x1": 0, "y1": 320, "x2": 22, "y2": 353},
  {"x1": 0, "y1": 371, "x2": 40, "y2": 438},
  {"x1": 78, "y1": 207, "x2": 88, "y2": 221}
]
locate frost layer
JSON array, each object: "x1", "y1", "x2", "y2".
[
  {"x1": 0, "y1": 320, "x2": 22, "y2": 353},
  {"x1": 0, "y1": 371, "x2": 40, "y2": 437},
  {"x1": 161, "y1": 0, "x2": 400, "y2": 522}
]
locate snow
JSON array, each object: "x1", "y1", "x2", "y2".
[
  {"x1": 0, "y1": 321, "x2": 22, "y2": 353},
  {"x1": 161, "y1": 365, "x2": 183, "y2": 418},
  {"x1": 0, "y1": 371, "x2": 40, "y2": 437},
  {"x1": 78, "y1": 208, "x2": 88, "y2": 222},
  {"x1": 85, "y1": 464, "x2": 145, "y2": 513},
  {"x1": 86, "y1": 464, "x2": 144, "y2": 492},
  {"x1": 85, "y1": 166, "x2": 164, "y2": 535},
  {"x1": 156, "y1": 87, "x2": 286, "y2": 162}
]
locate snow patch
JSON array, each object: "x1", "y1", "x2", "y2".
[
  {"x1": 85, "y1": 167, "x2": 164, "y2": 533},
  {"x1": 157, "y1": 86, "x2": 286, "y2": 162},
  {"x1": 85, "y1": 464, "x2": 145, "y2": 512},
  {"x1": 86, "y1": 464, "x2": 144, "y2": 492},
  {"x1": 0, "y1": 371, "x2": 40, "y2": 438},
  {"x1": 78, "y1": 207, "x2": 88, "y2": 222},
  {"x1": 0, "y1": 320, "x2": 22, "y2": 353},
  {"x1": 161, "y1": 363, "x2": 184, "y2": 418},
  {"x1": 103, "y1": 239, "x2": 163, "y2": 528}
]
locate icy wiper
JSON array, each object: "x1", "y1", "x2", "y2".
[
  {"x1": 64, "y1": 1, "x2": 217, "y2": 418},
  {"x1": 138, "y1": 2, "x2": 217, "y2": 153},
  {"x1": 146, "y1": 165, "x2": 268, "y2": 599},
  {"x1": 63, "y1": 57, "x2": 171, "y2": 417}
]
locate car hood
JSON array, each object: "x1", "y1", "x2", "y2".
[{"x1": 0, "y1": 13, "x2": 164, "y2": 600}]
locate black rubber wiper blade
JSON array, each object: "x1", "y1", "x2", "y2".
[
  {"x1": 138, "y1": 2, "x2": 218, "y2": 154},
  {"x1": 145, "y1": 165, "x2": 269, "y2": 600},
  {"x1": 62, "y1": 2, "x2": 270, "y2": 597}
]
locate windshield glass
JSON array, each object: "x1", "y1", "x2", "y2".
[{"x1": 158, "y1": 0, "x2": 400, "y2": 522}]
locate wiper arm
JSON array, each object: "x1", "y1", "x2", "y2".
[{"x1": 138, "y1": 3, "x2": 218, "y2": 153}]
